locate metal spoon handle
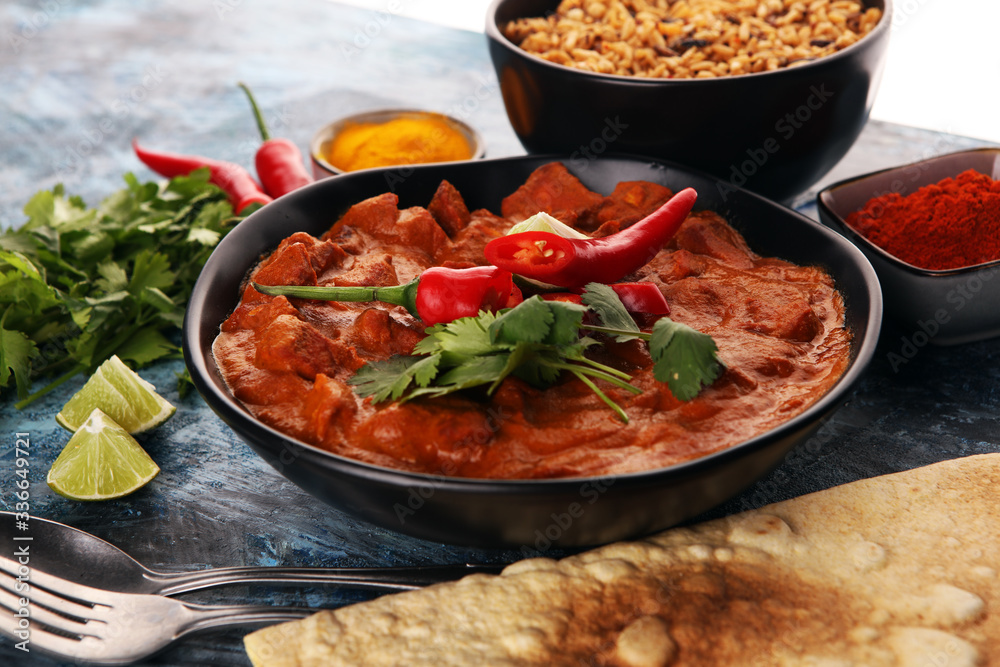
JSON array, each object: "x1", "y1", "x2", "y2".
[
  {"x1": 178, "y1": 602, "x2": 316, "y2": 635},
  {"x1": 150, "y1": 563, "x2": 505, "y2": 596}
]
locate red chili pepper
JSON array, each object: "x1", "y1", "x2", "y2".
[
  {"x1": 238, "y1": 82, "x2": 313, "y2": 198},
  {"x1": 484, "y1": 188, "x2": 698, "y2": 288},
  {"x1": 505, "y1": 283, "x2": 524, "y2": 309},
  {"x1": 543, "y1": 282, "x2": 670, "y2": 315},
  {"x1": 603, "y1": 282, "x2": 670, "y2": 315},
  {"x1": 252, "y1": 265, "x2": 515, "y2": 326},
  {"x1": 132, "y1": 139, "x2": 272, "y2": 214}
]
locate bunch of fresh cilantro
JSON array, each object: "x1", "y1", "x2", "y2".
[
  {"x1": 350, "y1": 283, "x2": 724, "y2": 423},
  {"x1": 1, "y1": 169, "x2": 241, "y2": 407}
]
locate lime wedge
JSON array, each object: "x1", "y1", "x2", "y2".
[
  {"x1": 47, "y1": 408, "x2": 161, "y2": 501},
  {"x1": 56, "y1": 355, "x2": 176, "y2": 434}
]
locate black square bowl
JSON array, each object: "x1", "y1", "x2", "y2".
[{"x1": 818, "y1": 148, "x2": 1000, "y2": 346}]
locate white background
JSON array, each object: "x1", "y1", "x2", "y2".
[{"x1": 334, "y1": 0, "x2": 1000, "y2": 145}]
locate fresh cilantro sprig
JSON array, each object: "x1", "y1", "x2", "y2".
[
  {"x1": 1, "y1": 169, "x2": 242, "y2": 407},
  {"x1": 349, "y1": 284, "x2": 725, "y2": 422},
  {"x1": 581, "y1": 282, "x2": 724, "y2": 401}
]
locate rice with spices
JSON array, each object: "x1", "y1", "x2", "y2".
[{"x1": 503, "y1": 0, "x2": 883, "y2": 79}]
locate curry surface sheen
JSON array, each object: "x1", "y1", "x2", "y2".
[{"x1": 213, "y1": 163, "x2": 850, "y2": 479}]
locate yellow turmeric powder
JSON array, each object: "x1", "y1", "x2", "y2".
[{"x1": 326, "y1": 114, "x2": 474, "y2": 172}]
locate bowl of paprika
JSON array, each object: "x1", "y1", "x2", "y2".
[
  {"x1": 310, "y1": 108, "x2": 486, "y2": 178},
  {"x1": 818, "y1": 147, "x2": 1000, "y2": 346}
]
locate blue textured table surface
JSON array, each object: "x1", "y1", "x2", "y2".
[{"x1": 2, "y1": 1, "x2": 999, "y2": 665}]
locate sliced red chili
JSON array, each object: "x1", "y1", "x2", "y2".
[
  {"x1": 485, "y1": 187, "x2": 697, "y2": 288},
  {"x1": 546, "y1": 282, "x2": 670, "y2": 315},
  {"x1": 605, "y1": 282, "x2": 670, "y2": 315}
]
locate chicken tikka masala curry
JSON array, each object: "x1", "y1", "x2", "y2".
[{"x1": 213, "y1": 163, "x2": 850, "y2": 479}]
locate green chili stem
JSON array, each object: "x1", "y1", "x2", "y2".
[
  {"x1": 238, "y1": 82, "x2": 272, "y2": 142},
  {"x1": 253, "y1": 281, "x2": 419, "y2": 314}
]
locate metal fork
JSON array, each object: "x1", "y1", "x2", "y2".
[{"x1": 0, "y1": 556, "x2": 315, "y2": 665}]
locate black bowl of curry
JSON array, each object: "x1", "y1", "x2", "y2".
[{"x1": 183, "y1": 154, "x2": 881, "y2": 548}]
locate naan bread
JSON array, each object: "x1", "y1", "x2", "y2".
[{"x1": 245, "y1": 454, "x2": 999, "y2": 666}]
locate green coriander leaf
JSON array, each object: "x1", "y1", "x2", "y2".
[
  {"x1": 349, "y1": 354, "x2": 442, "y2": 403},
  {"x1": 581, "y1": 282, "x2": 641, "y2": 341},
  {"x1": 23, "y1": 187, "x2": 96, "y2": 233},
  {"x1": 67, "y1": 229, "x2": 115, "y2": 265},
  {"x1": 409, "y1": 353, "x2": 442, "y2": 388},
  {"x1": 412, "y1": 325, "x2": 446, "y2": 356},
  {"x1": 96, "y1": 261, "x2": 129, "y2": 293},
  {"x1": 542, "y1": 300, "x2": 587, "y2": 346},
  {"x1": 416, "y1": 312, "x2": 504, "y2": 360},
  {"x1": 1, "y1": 170, "x2": 240, "y2": 405},
  {"x1": 0, "y1": 312, "x2": 37, "y2": 400},
  {"x1": 176, "y1": 367, "x2": 195, "y2": 401},
  {"x1": 186, "y1": 227, "x2": 221, "y2": 246},
  {"x1": 435, "y1": 354, "x2": 510, "y2": 392},
  {"x1": 0, "y1": 273, "x2": 60, "y2": 317},
  {"x1": 488, "y1": 296, "x2": 553, "y2": 345},
  {"x1": 139, "y1": 287, "x2": 177, "y2": 315},
  {"x1": 137, "y1": 218, "x2": 180, "y2": 235},
  {"x1": 115, "y1": 327, "x2": 177, "y2": 366},
  {"x1": 129, "y1": 250, "x2": 175, "y2": 292},
  {"x1": 0, "y1": 231, "x2": 37, "y2": 256},
  {"x1": 649, "y1": 317, "x2": 724, "y2": 401},
  {"x1": 510, "y1": 345, "x2": 562, "y2": 387},
  {"x1": 165, "y1": 168, "x2": 214, "y2": 198},
  {"x1": 0, "y1": 250, "x2": 45, "y2": 282}
]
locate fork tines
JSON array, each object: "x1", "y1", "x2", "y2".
[{"x1": 0, "y1": 555, "x2": 113, "y2": 659}]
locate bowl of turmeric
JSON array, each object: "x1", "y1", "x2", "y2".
[{"x1": 310, "y1": 109, "x2": 486, "y2": 178}]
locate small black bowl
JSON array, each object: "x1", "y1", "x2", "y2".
[
  {"x1": 486, "y1": 0, "x2": 892, "y2": 203},
  {"x1": 818, "y1": 148, "x2": 1000, "y2": 345},
  {"x1": 183, "y1": 154, "x2": 881, "y2": 548}
]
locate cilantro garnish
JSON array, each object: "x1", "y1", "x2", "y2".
[
  {"x1": 1, "y1": 169, "x2": 241, "y2": 407},
  {"x1": 349, "y1": 283, "x2": 725, "y2": 422},
  {"x1": 648, "y1": 318, "x2": 725, "y2": 401},
  {"x1": 580, "y1": 281, "x2": 641, "y2": 341}
]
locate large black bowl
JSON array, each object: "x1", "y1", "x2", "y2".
[
  {"x1": 486, "y1": 0, "x2": 892, "y2": 203},
  {"x1": 183, "y1": 154, "x2": 881, "y2": 548}
]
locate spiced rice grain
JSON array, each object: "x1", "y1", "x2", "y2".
[{"x1": 503, "y1": 0, "x2": 882, "y2": 78}]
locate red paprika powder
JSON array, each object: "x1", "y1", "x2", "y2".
[{"x1": 845, "y1": 169, "x2": 1000, "y2": 271}]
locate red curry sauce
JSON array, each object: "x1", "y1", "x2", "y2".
[{"x1": 213, "y1": 163, "x2": 850, "y2": 479}]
